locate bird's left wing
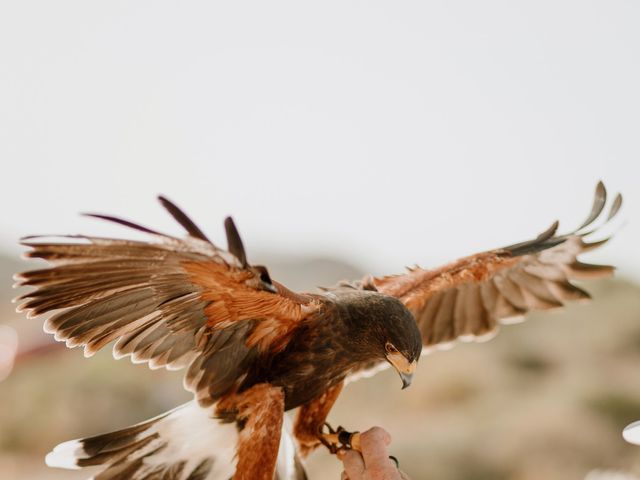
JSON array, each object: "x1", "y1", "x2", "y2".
[
  {"x1": 15, "y1": 197, "x2": 323, "y2": 407},
  {"x1": 371, "y1": 182, "x2": 621, "y2": 352}
]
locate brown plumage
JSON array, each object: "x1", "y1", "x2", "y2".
[
  {"x1": 373, "y1": 182, "x2": 619, "y2": 350},
  {"x1": 15, "y1": 182, "x2": 621, "y2": 480}
]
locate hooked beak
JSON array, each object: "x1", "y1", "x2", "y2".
[
  {"x1": 386, "y1": 351, "x2": 417, "y2": 390},
  {"x1": 400, "y1": 372, "x2": 414, "y2": 390}
]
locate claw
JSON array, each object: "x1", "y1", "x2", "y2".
[{"x1": 319, "y1": 423, "x2": 362, "y2": 454}]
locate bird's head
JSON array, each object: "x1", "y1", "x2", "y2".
[
  {"x1": 379, "y1": 298, "x2": 421, "y2": 389},
  {"x1": 346, "y1": 292, "x2": 422, "y2": 389},
  {"x1": 385, "y1": 340, "x2": 418, "y2": 389}
]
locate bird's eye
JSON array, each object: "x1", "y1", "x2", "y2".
[
  {"x1": 385, "y1": 342, "x2": 398, "y2": 354},
  {"x1": 255, "y1": 266, "x2": 272, "y2": 284}
]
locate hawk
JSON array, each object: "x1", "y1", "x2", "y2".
[{"x1": 15, "y1": 182, "x2": 621, "y2": 480}]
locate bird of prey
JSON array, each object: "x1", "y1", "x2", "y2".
[{"x1": 14, "y1": 182, "x2": 621, "y2": 480}]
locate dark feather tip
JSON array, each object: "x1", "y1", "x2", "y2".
[
  {"x1": 576, "y1": 181, "x2": 607, "y2": 231},
  {"x1": 607, "y1": 193, "x2": 623, "y2": 221},
  {"x1": 82, "y1": 213, "x2": 164, "y2": 236},
  {"x1": 535, "y1": 220, "x2": 559, "y2": 242},
  {"x1": 157, "y1": 196, "x2": 211, "y2": 243},
  {"x1": 224, "y1": 217, "x2": 248, "y2": 267}
]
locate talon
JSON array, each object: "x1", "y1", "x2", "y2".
[
  {"x1": 322, "y1": 422, "x2": 337, "y2": 434},
  {"x1": 318, "y1": 423, "x2": 361, "y2": 454},
  {"x1": 318, "y1": 422, "x2": 340, "y2": 454}
]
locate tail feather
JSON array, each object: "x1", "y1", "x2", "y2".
[
  {"x1": 46, "y1": 402, "x2": 234, "y2": 479},
  {"x1": 45, "y1": 401, "x2": 307, "y2": 480}
]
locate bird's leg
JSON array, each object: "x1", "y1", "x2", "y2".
[
  {"x1": 217, "y1": 384, "x2": 285, "y2": 480},
  {"x1": 293, "y1": 381, "x2": 344, "y2": 457}
]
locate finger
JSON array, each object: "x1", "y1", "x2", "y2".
[
  {"x1": 359, "y1": 427, "x2": 393, "y2": 472},
  {"x1": 341, "y1": 471, "x2": 349, "y2": 480},
  {"x1": 341, "y1": 449, "x2": 365, "y2": 479}
]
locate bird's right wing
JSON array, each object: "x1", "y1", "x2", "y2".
[{"x1": 15, "y1": 197, "x2": 324, "y2": 407}]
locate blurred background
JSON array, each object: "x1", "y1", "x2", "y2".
[{"x1": 1, "y1": 1, "x2": 639, "y2": 479}]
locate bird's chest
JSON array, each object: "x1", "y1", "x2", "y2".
[{"x1": 256, "y1": 323, "x2": 360, "y2": 410}]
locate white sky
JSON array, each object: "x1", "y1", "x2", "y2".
[{"x1": 0, "y1": 1, "x2": 638, "y2": 280}]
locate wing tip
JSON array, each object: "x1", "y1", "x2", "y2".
[
  {"x1": 224, "y1": 216, "x2": 248, "y2": 267},
  {"x1": 45, "y1": 439, "x2": 84, "y2": 470},
  {"x1": 81, "y1": 213, "x2": 164, "y2": 236},
  {"x1": 158, "y1": 195, "x2": 212, "y2": 243}
]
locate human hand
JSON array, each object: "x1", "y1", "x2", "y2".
[{"x1": 338, "y1": 427, "x2": 410, "y2": 480}]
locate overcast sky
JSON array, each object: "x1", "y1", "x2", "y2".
[{"x1": 0, "y1": 1, "x2": 638, "y2": 280}]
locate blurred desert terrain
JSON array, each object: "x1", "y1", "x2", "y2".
[{"x1": 1, "y1": 252, "x2": 640, "y2": 480}]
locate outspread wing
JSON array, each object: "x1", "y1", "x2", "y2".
[
  {"x1": 15, "y1": 197, "x2": 323, "y2": 407},
  {"x1": 373, "y1": 182, "x2": 621, "y2": 352}
]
